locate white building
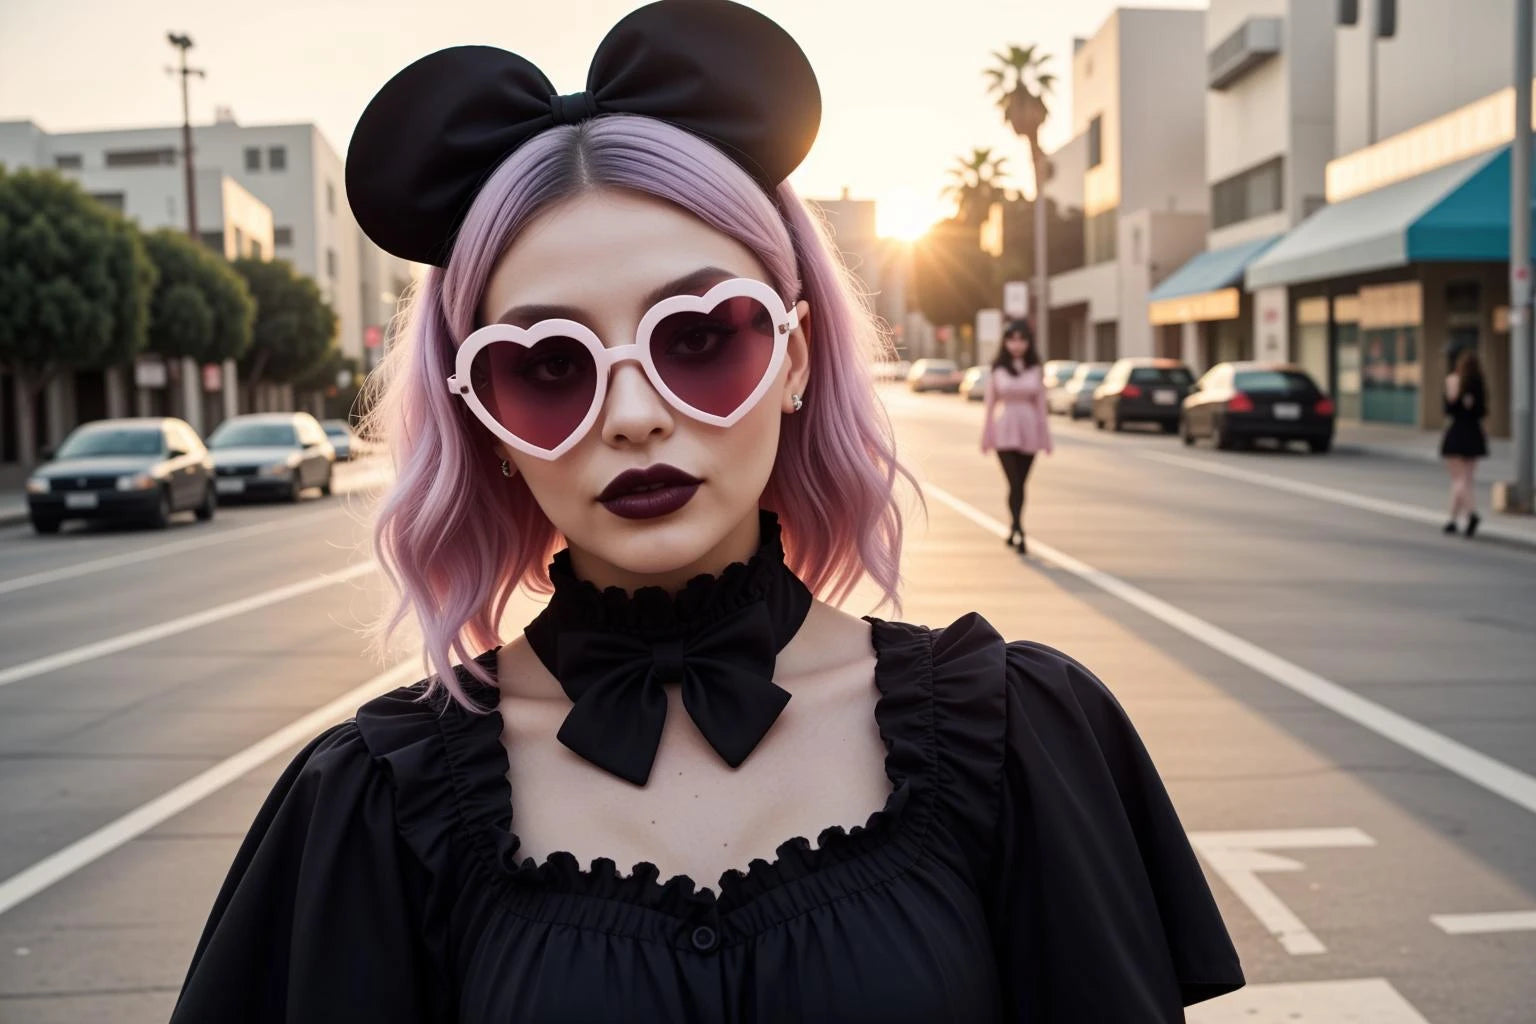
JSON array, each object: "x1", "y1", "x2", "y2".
[
  {"x1": 810, "y1": 190, "x2": 910, "y2": 352},
  {"x1": 1146, "y1": 0, "x2": 1336, "y2": 379},
  {"x1": 1045, "y1": 7, "x2": 1210, "y2": 363}
]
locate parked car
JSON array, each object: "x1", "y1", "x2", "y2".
[
  {"x1": 321, "y1": 418, "x2": 361, "y2": 461},
  {"x1": 1093, "y1": 358, "x2": 1195, "y2": 432},
  {"x1": 907, "y1": 358, "x2": 963, "y2": 393},
  {"x1": 1041, "y1": 358, "x2": 1080, "y2": 399},
  {"x1": 207, "y1": 412, "x2": 335, "y2": 502},
  {"x1": 24, "y1": 417, "x2": 215, "y2": 534},
  {"x1": 869, "y1": 359, "x2": 912, "y2": 382},
  {"x1": 960, "y1": 365, "x2": 989, "y2": 401},
  {"x1": 1181, "y1": 362, "x2": 1336, "y2": 452},
  {"x1": 1050, "y1": 362, "x2": 1110, "y2": 418}
]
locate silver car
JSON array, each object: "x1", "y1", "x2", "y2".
[{"x1": 1050, "y1": 362, "x2": 1112, "y2": 419}]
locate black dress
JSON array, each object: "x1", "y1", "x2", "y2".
[
  {"x1": 171, "y1": 614, "x2": 1244, "y2": 1022},
  {"x1": 1441, "y1": 375, "x2": 1489, "y2": 458}
]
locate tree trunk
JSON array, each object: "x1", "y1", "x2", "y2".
[{"x1": 13, "y1": 367, "x2": 55, "y2": 466}]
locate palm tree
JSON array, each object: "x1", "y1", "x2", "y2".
[
  {"x1": 985, "y1": 43, "x2": 1056, "y2": 354},
  {"x1": 942, "y1": 147, "x2": 1011, "y2": 226}
]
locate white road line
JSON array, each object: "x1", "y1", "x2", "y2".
[
  {"x1": 0, "y1": 658, "x2": 421, "y2": 918},
  {"x1": 0, "y1": 561, "x2": 377, "y2": 689},
  {"x1": 1186, "y1": 978, "x2": 1432, "y2": 1023},
  {"x1": 0, "y1": 509, "x2": 338, "y2": 597},
  {"x1": 922, "y1": 481, "x2": 1536, "y2": 816},
  {"x1": 1430, "y1": 910, "x2": 1536, "y2": 934},
  {"x1": 1189, "y1": 829, "x2": 1377, "y2": 956}
]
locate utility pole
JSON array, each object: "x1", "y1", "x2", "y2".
[
  {"x1": 1509, "y1": 0, "x2": 1535, "y2": 512},
  {"x1": 166, "y1": 32, "x2": 204, "y2": 240},
  {"x1": 1033, "y1": 156, "x2": 1050, "y2": 358}
]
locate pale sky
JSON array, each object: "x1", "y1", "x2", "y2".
[{"x1": 0, "y1": 0, "x2": 1205, "y2": 236}]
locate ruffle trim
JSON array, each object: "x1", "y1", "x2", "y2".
[
  {"x1": 355, "y1": 616, "x2": 995, "y2": 921},
  {"x1": 537, "y1": 508, "x2": 793, "y2": 638}
]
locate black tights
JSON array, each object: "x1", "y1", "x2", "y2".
[{"x1": 996, "y1": 450, "x2": 1036, "y2": 538}]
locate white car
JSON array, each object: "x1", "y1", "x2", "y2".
[{"x1": 906, "y1": 358, "x2": 963, "y2": 393}]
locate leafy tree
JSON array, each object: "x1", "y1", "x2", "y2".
[
  {"x1": 0, "y1": 167, "x2": 155, "y2": 464},
  {"x1": 142, "y1": 229, "x2": 254, "y2": 365},
  {"x1": 231, "y1": 256, "x2": 337, "y2": 401},
  {"x1": 911, "y1": 218, "x2": 995, "y2": 338},
  {"x1": 941, "y1": 147, "x2": 1011, "y2": 227}
]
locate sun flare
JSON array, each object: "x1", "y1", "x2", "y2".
[{"x1": 875, "y1": 188, "x2": 947, "y2": 241}]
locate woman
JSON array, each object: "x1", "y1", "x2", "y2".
[
  {"x1": 171, "y1": 3, "x2": 1243, "y2": 1020},
  {"x1": 1441, "y1": 349, "x2": 1488, "y2": 537},
  {"x1": 980, "y1": 320, "x2": 1053, "y2": 553}
]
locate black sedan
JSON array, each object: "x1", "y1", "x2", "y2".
[
  {"x1": 208, "y1": 413, "x2": 336, "y2": 502},
  {"x1": 24, "y1": 418, "x2": 216, "y2": 534},
  {"x1": 1180, "y1": 363, "x2": 1335, "y2": 452},
  {"x1": 1092, "y1": 358, "x2": 1195, "y2": 432}
]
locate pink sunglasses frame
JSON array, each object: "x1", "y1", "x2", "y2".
[{"x1": 447, "y1": 277, "x2": 799, "y2": 460}]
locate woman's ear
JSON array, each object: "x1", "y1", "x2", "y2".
[{"x1": 784, "y1": 300, "x2": 812, "y2": 412}]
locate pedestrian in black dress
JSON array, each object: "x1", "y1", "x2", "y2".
[
  {"x1": 1441, "y1": 349, "x2": 1489, "y2": 537},
  {"x1": 169, "y1": 3, "x2": 1244, "y2": 1020}
]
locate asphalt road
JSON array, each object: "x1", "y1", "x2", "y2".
[{"x1": 0, "y1": 394, "x2": 1532, "y2": 1023}]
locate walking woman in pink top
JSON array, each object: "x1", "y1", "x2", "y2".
[{"x1": 980, "y1": 320, "x2": 1053, "y2": 553}]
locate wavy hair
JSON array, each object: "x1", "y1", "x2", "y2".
[{"x1": 362, "y1": 115, "x2": 917, "y2": 708}]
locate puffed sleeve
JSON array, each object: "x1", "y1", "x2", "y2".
[
  {"x1": 987, "y1": 641, "x2": 1244, "y2": 1020},
  {"x1": 170, "y1": 722, "x2": 448, "y2": 1023}
]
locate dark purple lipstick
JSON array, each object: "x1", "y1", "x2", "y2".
[{"x1": 597, "y1": 464, "x2": 702, "y2": 520}]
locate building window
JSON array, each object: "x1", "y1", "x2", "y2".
[
  {"x1": 326, "y1": 247, "x2": 338, "y2": 277},
  {"x1": 245, "y1": 146, "x2": 261, "y2": 171},
  {"x1": 200, "y1": 230, "x2": 226, "y2": 252},
  {"x1": 1211, "y1": 156, "x2": 1284, "y2": 229},
  {"x1": 273, "y1": 225, "x2": 294, "y2": 247},
  {"x1": 105, "y1": 147, "x2": 176, "y2": 168},
  {"x1": 54, "y1": 153, "x2": 82, "y2": 170},
  {"x1": 1087, "y1": 116, "x2": 1103, "y2": 168},
  {"x1": 233, "y1": 226, "x2": 246, "y2": 255},
  {"x1": 1085, "y1": 206, "x2": 1117, "y2": 265},
  {"x1": 326, "y1": 181, "x2": 336, "y2": 214},
  {"x1": 89, "y1": 192, "x2": 125, "y2": 214},
  {"x1": 268, "y1": 146, "x2": 287, "y2": 172}
]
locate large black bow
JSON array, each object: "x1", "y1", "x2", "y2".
[
  {"x1": 554, "y1": 601, "x2": 791, "y2": 786},
  {"x1": 345, "y1": 0, "x2": 822, "y2": 266}
]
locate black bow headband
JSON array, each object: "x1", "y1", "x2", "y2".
[{"x1": 345, "y1": 0, "x2": 822, "y2": 267}]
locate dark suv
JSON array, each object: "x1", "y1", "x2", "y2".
[
  {"x1": 1093, "y1": 358, "x2": 1195, "y2": 433},
  {"x1": 24, "y1": 418, "x2": 216, "y2": 534}
]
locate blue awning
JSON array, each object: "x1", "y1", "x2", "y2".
[
  {"x1": 1149, "y1": 234, "x2": 1282, "y2": 302},
  {"x1": 1246, "y1": 143, "x2": 1528, "y2": 290}
]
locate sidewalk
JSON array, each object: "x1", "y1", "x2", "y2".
[{"x1": 1333, "y1": 420, "x2": 1516, "y2": 478}]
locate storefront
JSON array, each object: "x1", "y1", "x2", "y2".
[
  {"x1": 1247, "y1": 143, "x2": 1524, "y2": 436},
  {"x1": 1147, "y1": 235, "x2": 1281, "y2": 373}
]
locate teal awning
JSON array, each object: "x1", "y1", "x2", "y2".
[
  {"x1": 1246, "y1": 144, "x2": 1530, "y2": 290},
  {"x1": 1149, "y1": 234, "x2": 1281, "y2": 302}
]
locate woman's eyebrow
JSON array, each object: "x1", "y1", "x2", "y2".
[{"x1": 493, "y1": 266, "x2": 742, "y2": 326}]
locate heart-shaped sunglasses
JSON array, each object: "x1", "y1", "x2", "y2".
[{"x1": 447, "y1": 278, "x2": 798, "y2": 460}]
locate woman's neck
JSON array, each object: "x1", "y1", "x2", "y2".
[{"x1": 563, "y1": 509, "x2": 762, "y2": 594}]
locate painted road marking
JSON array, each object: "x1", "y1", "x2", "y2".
[
  {"x1": 1430, "y1": 910, "x2": 1536, "y2": 935},
  {"x1": 1187, "y1": 977, "x2": 1431, "y2": 1023},
  {"x1": 1189, "y1": 829, "x2": 1376, "y2": 955},
  {"x1": 0, "y1": 561, "x2": 377, "y2": 689},
  {"x1": 922, "y1": 481, "x2": 1536, "y2": 817},
  {"x1": 0, "y1": 658, "x2": 420, "y2": 918}
]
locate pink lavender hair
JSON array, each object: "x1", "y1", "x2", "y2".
[{"x1": 363, "y1": 115, "x2": 919, "y2": 708}]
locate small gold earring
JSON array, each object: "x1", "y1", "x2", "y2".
[
  {"x1": 500, "y1": 458, "x2": 512, "y2": 478},
  {"x1": 790, "y1": 393, "x2": 803, "y2": 412}
]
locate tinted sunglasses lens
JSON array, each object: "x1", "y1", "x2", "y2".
[
  {"x1": 469, "y1": 335, "x2": 597, "y2": 452},
  {"x1": 650, "y1": 295, "x2": 778, "y2": 419}
]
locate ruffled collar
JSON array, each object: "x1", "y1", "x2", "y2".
[{"x1": 523, "y1": 509, "x2": 814, "y2": 785}]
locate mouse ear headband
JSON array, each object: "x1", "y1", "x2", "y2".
[{"x1": 345, "y1": 0, "x2": 821, "y2": 267}]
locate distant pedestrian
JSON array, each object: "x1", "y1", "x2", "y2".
[
  {"x1": 981, "y1": 320, "x2": 1052, "y2": 553},
  {"x1": 1441, "y1": 349, "x2": 1488, "y2": 537}
]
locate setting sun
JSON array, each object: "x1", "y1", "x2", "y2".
[{"x1": 875, "y1": 188, "x2": 948, "y2": 241}]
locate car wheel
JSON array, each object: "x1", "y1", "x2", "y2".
[
  {"x1": 1179, "y1": 417, "x2": 1195, "y2": 446},
  {"x1": 1094, "y1": 416, "x2": 1105, "y2": 430},
  {"x1": 1215, "y1": 420, "x2": 1239, "y2": 451},
  {"x1": 1161, "y1": 420, "x2": 1178, "y2": 434},
  {"x1": 287, "y1": 477, "x2": 303, "y2": 503},
  {"x1": 320, "y1": 470, "x2": 333, "y2": 497},
  {"x1": 148, "y1": 489, "x2": 173, "y2": 529},
  {"x1": 1110, "y1": 411, "x2": 1123, "y2": 432},
  {"x1": 195, "y1": 483, "x2": 216, "y2": 521},
  {"x1": 1308, "y1": 437, "x2": 1333, "y2": 454},
  {"x1": 31, "y1": 514, "x2": 61, "y2": 535}
]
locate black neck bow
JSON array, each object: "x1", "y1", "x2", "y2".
[
  {"x1": 345, "y1": 0, "x2": 822, "y2": 267},
  {"x1": 524, "y1": 510, "x2": 812, "y2": 786}
]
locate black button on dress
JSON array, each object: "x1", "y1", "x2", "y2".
[{"x1": 171, "y1": 613, "x2": 1244, "y2": 1022}]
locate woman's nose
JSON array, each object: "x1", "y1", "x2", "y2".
[{"x1": 599, "y1": 362, "x2": 675, "y2": 448}]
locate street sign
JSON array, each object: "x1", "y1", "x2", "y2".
[{"x1": 1003, "y1": 281, "x2": 1029, "y2": 319}]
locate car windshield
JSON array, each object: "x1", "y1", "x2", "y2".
[
  {"x1": 209, "y1": 422, "x2": 298, "y2": 448},
  {"x1": 1078, "y1": 367, "x2": 1109, "y2": 383},
  {"x1": 1235, "y1": 370, "x2": 1319, "y2": 395},
  {"x1": 322, "y1": 423, "x2": 350, "y2": 437},
  {"x1": 55, "y1": 428, "x2": 164, "y2": 458},
  {"x1": 1130, "y1": 366, "x2": 1193, "y2": 386},
  {"x1": 923, "y1": 361, "x2": 957, "y2": 373}
]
